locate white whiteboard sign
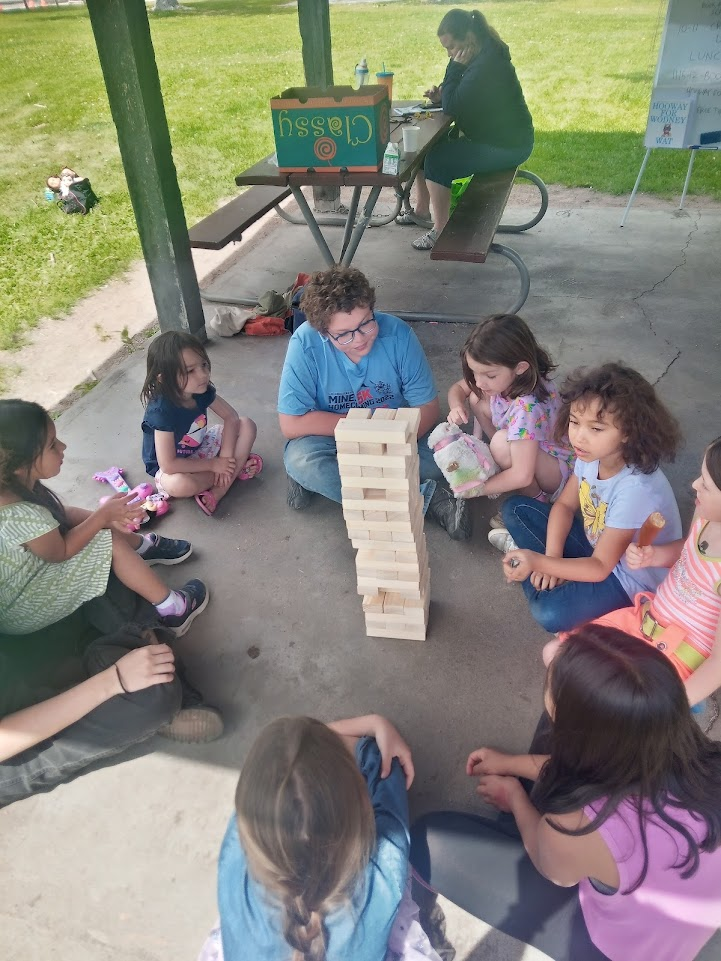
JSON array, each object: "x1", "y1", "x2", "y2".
[{"x1": 650, "y1": 0, "x2": 721, "y2": 146}]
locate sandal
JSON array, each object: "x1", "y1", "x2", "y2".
[
  {"x1": 412, "y1": 228, "x2": 438, "y2": 251},
  {"x1": 239, "y1": 453, "x2": 263, "y2": 481},
  {"x1": 194, "y1": 490, "x2": 218, "y2": 516},
  {"x1": 396, "y1": 208, "x2": 433, "y2": 228}
]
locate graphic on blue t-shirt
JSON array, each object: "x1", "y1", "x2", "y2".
[{"x1": 179, "y1": 412, "x2": 207, "y2": 452}]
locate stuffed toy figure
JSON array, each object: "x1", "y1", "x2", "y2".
[{"x1": 427, "y1": 422, "x2": 499, "y2": 499}]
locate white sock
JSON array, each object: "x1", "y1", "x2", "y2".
[
  {"x1": 155, "y1": 590, "x2": 186, "y2": 617},
  {"x1": 136, "y1": 532, "x2": 158, "y2": 556}
]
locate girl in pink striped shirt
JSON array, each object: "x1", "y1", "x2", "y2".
[{"x1": 574, "y1": 436, "x2": 721, "y2": 707}]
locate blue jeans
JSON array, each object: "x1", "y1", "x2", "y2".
[
  {"x1": 501, "y1": 495, "x2": 632, "y2": 634},
  {"x1": 284, "y1": 430, "x2": 443, "y2": 504}
]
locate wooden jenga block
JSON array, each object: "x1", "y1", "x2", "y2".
[
  {"x1": 383, "y1": 592, "x2": 406, "y2": 614},
  {"x1": 357, "y1": 576, "x2": 424, "y2": 598},
  {"x1": 393, "y1": 407, "x2": 423, "y2": 434},
  {"x1": 361, "y1": 465, "x2": 384, "y2": 477},
  {"x1": 365, "y1": 623, "x2": 426, "y2": 641},
  {"x1": 370, "y1": 409, "x2": 397, "y2": 420},
  {"x1": 335, "y1": 419, "x2": 410, "y2": 444},
  {"x1": 345, "y1": 408, "x2": 372, "y2": 421},
  {"x1": 362, "y1": 594, "x2": 385, "y2": 615},
  {"x1": 338, "y1": 453, "x2": 411, "y2": 471},
  {"x1": 342, "y1": 475, "x2": 414, "y2": 491}
]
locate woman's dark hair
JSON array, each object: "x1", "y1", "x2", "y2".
[
  {"x1": 437, "y1": 8, "x2": 500, "y2": 45},
  {"x1": 532, "y1": 625, "x2": 721, "y2": 892},
  {"x1": 300, "y1": 267, "x2": 376, "y2": 335},
  {"x1": 554, "y1": 362, "x2": 681, "y2": 473},
  {"x1": 0, "y1": 399, "x2": 68, "y2": 532},
  {"x1": 140, "y1": 331, "x2": 211, "y2": 407},
  {"x1": 704, "y1": 436, "x2": 721, "y2": 489},
  {"x1": 461, "y1": 314, "x2": 556, "y2": 402}
]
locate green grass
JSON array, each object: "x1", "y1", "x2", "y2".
[{"x1": 0, "y1": 0, "x2": 718, "y2": 354}]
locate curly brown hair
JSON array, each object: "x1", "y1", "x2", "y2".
[
  {"x1": 300, "y1": 267, "x2": 376, "y2": 334},
  {"x1": 555, "y1": 363, "x2": 682, "y2": 473},
  {"x1": 461, "y1": 314, "x2": 557, "y2": 403}
]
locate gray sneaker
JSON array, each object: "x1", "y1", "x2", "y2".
[
  {"x1": 487, "y1": 528, "x2": 518, "y2": 554},
  {"x1": 158, "y1": 706, "x2": 224, "y2": 743},
  {"x1": 287, "y1": 474, "x2": 312, "y2": 510},
  {"x1": 426, "y1": 485, "x2": 472, "y2": 541}
]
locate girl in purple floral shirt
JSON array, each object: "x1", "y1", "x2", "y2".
[{"x1": 447, "y1": 315, "x2": 574, "y2": 527}]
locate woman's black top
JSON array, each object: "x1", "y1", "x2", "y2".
[{"x1": 440, "y1": 33, "x2": 533, "y2": 149}]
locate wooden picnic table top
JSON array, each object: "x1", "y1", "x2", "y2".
[{"x1": 235, "y1": 102, "x2": 452, "y2": 189}]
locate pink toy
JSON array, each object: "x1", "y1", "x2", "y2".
[
  {"x1": 93, "y1": 465, "x2": 130, "y2": 494},
  {"x1": 94, "y1": 468, "x2": 169, "y2": 531},
  {"x1": 427, "y1": 422, "x2": 499, "y2": 499}
]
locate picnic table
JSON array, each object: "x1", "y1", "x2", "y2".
[{"x1": 233, "y1": 104, "x2": 453, "y2": 269}]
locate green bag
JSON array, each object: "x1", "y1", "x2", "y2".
[{"x1": 450, "y1": 176, "x2": 473, "y2": 213}]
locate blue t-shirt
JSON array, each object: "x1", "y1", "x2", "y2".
[
  {"x1": 217, "y1": 737, "x2": 410, "y2": 961},
  {"x1": 141, "y1": 386, "x2": 216, "y2": 475},
  {"x1": 574, "y1": 458, "x2": 682, "y2": 598},
  {"x1": 277, "y1": 312, "x2": 437, "y2": 417}
]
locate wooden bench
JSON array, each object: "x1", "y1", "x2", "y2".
[
  {"x1": 429, "y1": 168, "x2": 547, "y2": 314},
  {"x1": 188, "y1": 185, "x2": 291, "y2": 250}
]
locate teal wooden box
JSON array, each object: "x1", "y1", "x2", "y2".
[{"x1": 271, "y1": 85, "x2": 391, "y2": 173}]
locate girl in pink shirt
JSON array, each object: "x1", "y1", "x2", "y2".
[
  {"x1": 547, "y1": 436, "x2": 721, "y2": 707},
  {"x1": 411, "y1": 625, "x2": 721, "y2": 961}
]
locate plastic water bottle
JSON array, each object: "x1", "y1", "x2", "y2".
[
  {"x1": 382, "y1": 140, "x2": 400, "y2": 175},
  {"x1": 355, "y1": 57, "x2": 369, "y2": 88}
]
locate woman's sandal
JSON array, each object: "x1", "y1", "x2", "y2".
[
  {"x1": 396, "y1": 209, "x2": 433, "y2": 228},
  {"x1": 238, "y1": 453, "x2": 263, "y2": 481},
  {"x1": 412, "y1": 228, "x2": 438, "y2": 251},
  {"x1": 194, "y1": 489, "x2": 218, "y2": 516}
]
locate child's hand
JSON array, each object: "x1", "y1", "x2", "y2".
[
  {"x1": 447, "y1": 405, "x2": 468, "y2": 426},
  {"x1": 502, "y1": 549, "x2": 536, "y2": 581},
  {"x1": 374, "y1": 716, "x2": 415, "y2": 788},
  {"x1": 114, "y1": 644, "x2": 175, "y2": 693},
  {"x1": 211, "y1": 455, "x2": 236, "y2": 482},
  {"x1": 625, "y1": 543, "x2": 656, "y2": 569},
  {"x1": 477, "y1": 774, "x2": 523, "y2": 812},
  {"x1": 466, "y1": 747, "x2": 515, "y2": 778},
  {"x1": 96, "y1": 493, "x2": 145, "y2": 531},
  {"x1": 530, "y1": 571, "x2": 566, "y2": 591}
]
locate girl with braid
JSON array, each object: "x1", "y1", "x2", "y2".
[{"x1": 213, "y1": 714, "x2": 441, "y2": 961}]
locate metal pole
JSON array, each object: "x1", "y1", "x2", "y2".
[
  {"x1": 679, "y1": 149, "x2": 697, "y2": 210},
  {"x1": 620, "y1": 148, "x2": 651, "y2": 228}
]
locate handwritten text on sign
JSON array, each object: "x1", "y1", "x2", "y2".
[{"x1": 276, "y1": 110, "x2": 372, "y2": 146}]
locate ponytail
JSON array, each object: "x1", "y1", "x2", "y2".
[{"x1": 438, "y1": 8, "x2": 501, "y2": 44}]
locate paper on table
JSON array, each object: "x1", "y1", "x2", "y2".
[{"x1": 393, "y1": 103, "x2": 443, "y2": 116}]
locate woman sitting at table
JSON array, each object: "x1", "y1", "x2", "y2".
[{"x1": 400, "y1": 8, "x2": 534, "y2": 251}]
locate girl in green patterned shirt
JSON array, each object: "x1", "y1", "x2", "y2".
[{"x1": 0, "y1": 400, "x2": 208, "y2": 637}]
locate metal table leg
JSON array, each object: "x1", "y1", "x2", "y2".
[
  {"x1": 340, "y1": 185, "x2": 383, "y2": 267},
  {"x1": 290, "y1": 187, "x2": 336, "y2": 268},
  {"x1": 340, "y1": 187, "x2": 363, "y2": 260},
  {"x1": 490, "y1": 242, "x2": 530, "y2": 314}
]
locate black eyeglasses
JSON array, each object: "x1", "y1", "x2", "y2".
[{"x1": 328, "y1": 313, "x2": 377, "y2": 347}]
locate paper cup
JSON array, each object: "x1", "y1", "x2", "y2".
[{"x1": 402, "y1": 125, "x2": 421, "y2": 154}]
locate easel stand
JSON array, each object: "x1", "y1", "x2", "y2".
[{"x1": 620, "y1": 146, "x2": 706, "y2": 227}]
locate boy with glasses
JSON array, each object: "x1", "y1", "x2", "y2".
[{"x1": 277, "y1": 266, "x2": 471, "y2": 540}]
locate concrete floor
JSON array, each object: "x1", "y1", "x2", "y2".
[{"x1": 1, "y1": 188, "x2": 720, "y2": 961}]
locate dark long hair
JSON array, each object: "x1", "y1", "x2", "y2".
[
  {"x1": 0, "y1": 399, "x2": 68, "y2": 532},
  {"x1": 532, "y1": 625, "x2": 721, "y2": 891},
  {"x1": 554, "y1": 363, "x2": 681, "y2": 473},
  {"x1": 704, "y1": 435, "x2": 721, "y2": 488},
  {"x1": 438, "y1": 8, "x2": 502, "y2": 46},
  {"x1": 461, "y1": 314, "x2": 556, "y2": 402},
  {"x1": 140, "y1": 331, "x2": 212, "y2": 408}
]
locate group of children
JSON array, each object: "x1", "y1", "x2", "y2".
[{"x1": 2, "y1": 309, "x2": 721, "y2": 961}]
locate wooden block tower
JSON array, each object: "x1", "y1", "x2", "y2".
[{"x1": 335, "y1": 408, "x2": 430, "y2": 641}]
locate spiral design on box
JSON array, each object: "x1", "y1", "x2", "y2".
[{"x1": 314, "y1": 137, "x2": 337, "y2": 162}]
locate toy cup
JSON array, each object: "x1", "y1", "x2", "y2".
[
  {"x1": 402, "y1": 125, "x2": 420, "y2": 155},
  {"x1": 376, "y1": 68, "x2": 394, "y2": 102}
]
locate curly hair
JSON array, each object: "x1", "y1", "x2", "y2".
[
  {"x1": 461, "y1": 314, "x2": 557, "y2": 403},
  {"x1": 554, "y1": 362, "x2": 681, "y2": 473},
  {"x1": 299, "y1": 267, "x2": 376, "y2": 334}
]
